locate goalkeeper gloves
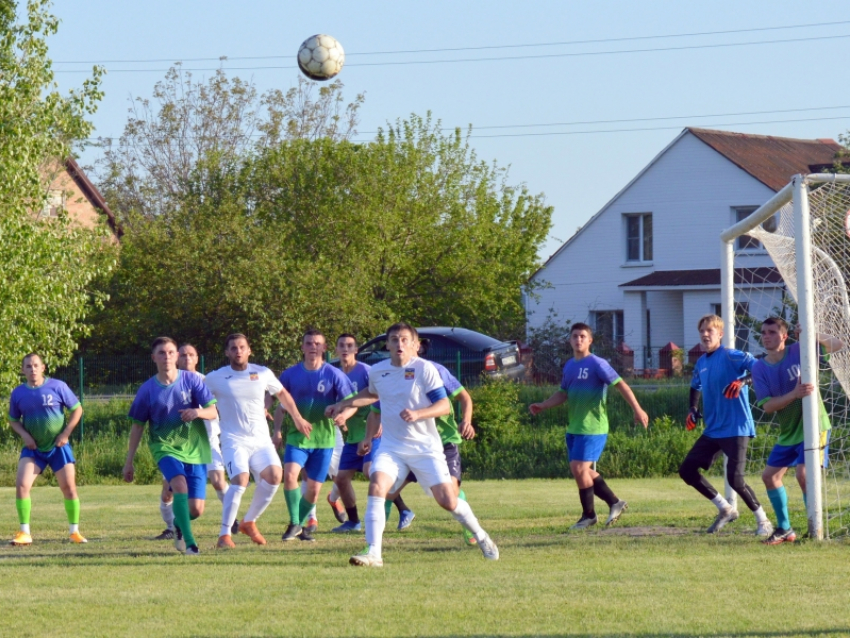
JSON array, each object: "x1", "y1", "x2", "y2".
[
  {"x1": 686, "y1": 408, "x2": 701, "y2": 431},
  {"x1": 723, "y1": 379, "x2": 745, "y2": 399}
]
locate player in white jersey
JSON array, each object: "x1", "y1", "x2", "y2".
[
  {"x1": 204, "y1": 333, "x2": 311, "y2": 548},
  {"x1": 327, "y1": 322, "x2": 499, "y2": 567},
  {"x1": 152, "y1": 344, "x2": 234, "y2": 540}
]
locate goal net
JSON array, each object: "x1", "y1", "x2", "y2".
[{"x1": 721, "y1": 174, "x2": 850, "y2": 539}]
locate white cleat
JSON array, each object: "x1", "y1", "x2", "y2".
[
  {"x1": 707, "y1": 507, "x2": 739, "y2": 534},
  {"x1": 756, "y1": 519, "x2": 774, "y2": 538},
  {"x1": 349, "y1": 548, "x2": 383, "y2": 567},
  {"x1": 477, "y1": 534, "x2": 500, "y2": 561},
  {"x1": 605, "y1": 500, "x2": 628, "y2": 526}
]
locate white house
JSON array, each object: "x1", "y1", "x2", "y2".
[{"x1": 527, "y1": 127, "x2": 841, "y2": 371}]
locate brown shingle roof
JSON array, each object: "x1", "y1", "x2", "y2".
[
  {"x1": 688, "y1": 128, "x2": 841, "y2": 191},
  {"x1": 620, "y1": 267, "x2": 783, "y2": 288}
]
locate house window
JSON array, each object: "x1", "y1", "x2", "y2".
[
  {"x1": 625, "y1": 213, "x2": 652, "y2": 262},
  {"x1": 734, "y1": 206, "x2": 776, "y2": 251},
  {"x1": 40, "y1": 190, "x2": 64, "y2": 219},
  {"x1": 593, "y1": 310, "x2": 624, "y2": 346}
]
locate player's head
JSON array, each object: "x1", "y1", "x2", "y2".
[
  {"x1": 418, "y1": 337, "x2": 431, "y2": 357},
  {"x1": 21, "y1": 353, "x2": 45, "y2": 381},
  {"x1": 387, "y1": 322, "x2": 419, "y2": 364},
  {"x1": 387, "y1": 322, "x2": 418, "y2": 342},
  {"x1": 177, "y1": 343, "x2": 199, "y2": 372},
  {"x1": 698, "y1": 314, "x2": 724, "y2": 352},
  {"x1": 570, "y1": 323, "x2": 593, "y2": 354},
  {"x1": 224, "y1": 333, "x2": 251, "y2": 366},
  {"x1": 760, "y1": 316, "x2": 789, "y2": 351},
  {"x1": 336, "y1": 333, "x2": 358, "y2": 358},
  {"x1": 150, "y1": 337, "x2": 179, "y2": 370},
  {"x1": 302, "y1": 329, "x2": 327, "y2": 359}
]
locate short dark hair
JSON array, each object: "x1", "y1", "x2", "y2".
[
  {"x1": 21, "y1": 352, "x2": 43, "y2": 367},
  {"x1": 224, "y1": 333, "x2": 249, "y2": 350},
  {"x1": 151, "y1": 336, "x2": 178, "y2": 352},
  {"x1": 761, "y1": 317, "x2": 789, "y2": 333},
  {"x1": 336, "y1": 333, "x2": 358, "y2": 346},
  {"x1": 570, "y1": 323, "x2": 593, "y2": 338},
  {"x1": 303, "y1": 329, "x2": 326, "y2": 342},
  {"x1": 387, "y1": 322, "x2": 418, "y2": 341},
  {"x1": 178, "y1": 343, "x2": 197, "y2": 352},
  {"x1": 418, "y1": 337, "x2": 431, "y2": 356}
]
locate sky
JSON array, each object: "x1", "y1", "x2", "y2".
[{"x1": 48, "y1": 0, "x2": 850, "y2": 260}]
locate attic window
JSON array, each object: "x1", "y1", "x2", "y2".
[
  {"x1": 40, "y1": 190, "x2": 64, "y2": 218},
  {"x1": 625, "y1": 213, "x2": 653, "y2": 262}
]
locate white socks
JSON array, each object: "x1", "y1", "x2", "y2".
[
  {"x1": 69, "y1": 524, "x2": 79, "y2": 534},
  {"x1": 711, "y1": 494, "x2": 731, "y2": 512},
  {"x1": 220, "y1": 484, "x2": 246, "y2": 537},
  {"x1": 328, "y1": 482, "x2": 340, "y2": 503},
  {"x1": 450, "y1": 497, "x2": 486, "y2": 541},
  {"x1": 365, "y1": 496, "x2": 386, "y2": 556},
  {"x1": 243, "y1": 480, "x2": 280, "y2": 523},
  {"x1": 215, "y1": 489, "x2": 225, "y2": 504},
  {"x1": 753, "y1": 505, "x2": 769, "y2": 523},
  {"x1": 20, "y1": 523, "x2": 30, "y2": 533},
  {"x1": 160, "y1": 498, "x2": 175, "y2": 529}
]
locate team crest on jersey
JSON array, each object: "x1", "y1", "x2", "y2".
[
  {"x1": 249, "y1": 373, "x2": 259, "y2": 381},
  {"x1": 404, "y1": 368, "x2": 415, "y2": 380}
]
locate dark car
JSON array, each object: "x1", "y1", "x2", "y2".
[{"x1": 354, "y1": 327, "x2": 525, "y2": 386}]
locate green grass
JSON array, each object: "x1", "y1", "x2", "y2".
[{"x1": 0, "y1": 478, "x2": 848, "y2": 638}]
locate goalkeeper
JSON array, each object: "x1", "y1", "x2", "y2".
[
  {"x1": 752, "y1": 318, "x2": 842, "y2": 545},
  {"x1": 679, "y1": 314, "x2": 772, "y2": 535}
]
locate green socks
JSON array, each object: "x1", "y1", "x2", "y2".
[
  {"x1": 64, "y1": 498, "x2": 80, "y2": 525},
  {"x1": 459, "y1": 489, "x2": 467, "y2": 502},
  {"x1": 16, "y1": 498, "x2": 31, "y2": 525},
  {"x1": 284, "y1": 488, "x2": 301, "y2": 525},
  {"x1": 299, "y1": 495, "x2": 315, "y2": 525},
  {"x1": 384, "y1": 499, "x2": 393, "y2": 520},
  {"x1": 172, "y1": 493, "x2": 196, "y2": 548}
]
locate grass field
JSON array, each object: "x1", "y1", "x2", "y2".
[{"x1": 1, "y1": 478, "x2": 849, "y2": 638}]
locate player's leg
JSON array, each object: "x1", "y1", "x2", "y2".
[
  {"x1": 719, "y1": 436, "x2": 771, "y2": 536},
  {"x1": 332, "y1": 467, "x2": 361, "y2": 532},
  {"x1": 158, "y1": 457, "x2": 200, "y2": 554},
  {"x1": 678, "y1": 435, "x2": 736, "y2": 532},
  {"x1": 282, "y1": 446, "x2": 308, "y2": 540},
  {"x1": 350, "y1": 452, "x2": 401, "y2": 567},
  {"x1": 762, "y1": 442, "x2": 797, "y2": 544},
  {"x1": 296, "y1": 448, "x2": 333, "y2": 540},
  {"x1": 326, "y1": 427, "x2": 346, "y2": 523},
  {"x1": 238, "y1": 445, "x2": 282, "y2": 545},
  {"x1": 11, "y1": 453, "x2": 42, "y2": 545},
  {"x1": 156, "y1": 478, "x2": 176, "y2": 540},
  {"x1": 218, "y1": 446, "x2": 250, "y2": 548},
  {"x1": 52, "y1": 447, "x2": 86, "y2": 543},
  {"x1": 386, "y1": 475, "x2": 416, "y2": 529}
]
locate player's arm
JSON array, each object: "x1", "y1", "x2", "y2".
[
  {"x1": 760, "y1": 378, "x2": 815, "y2": 414},
  {"x1": 456, "y1": 388, "x2": 475, "y2": 439},
  {"x1": 528, "y1": 390, "x2": 567, "y2": 416},
  {"x1": 400, "y1": 385, "x2": 451, "y2": 422},
  {"x1": 178, "y1": 401, "x2": 217, "y2": 422},
  {"x1": 686, "y1": 388, "x2": 702, "y2": 430},
  {"x1": 327, "y1": 387, "x2": 379, "y2": 418},
  {"x1": 613, "y1": 380, "x2": 649, "y2": 428},
  {"x1": 359, "y1": 408, "x2": 382, "y2": 456},
  {"x1": 273, "y1": 386, "x2": 312, "y2": 439},
  {"x1": 123, "y1": 422, "x2": 145, "y2": 482},
  {"x1": 54, "y1": 404, "x2": 83, "y2": 448},
  {"x1": 817, "y1": 333, "x2": 845, "y2": 354},
  {"x1": 9, "y1": 418, "x2": 37, "y2": 450}
]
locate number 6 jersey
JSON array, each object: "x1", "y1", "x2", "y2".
[{"x1": 279, "y1": 362, "x2": 355, "y2": 449}]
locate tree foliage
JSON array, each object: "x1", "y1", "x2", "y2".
[
  {"x1": 0, "y1": 0, "x2": 114, "y2": 390},
  {"x1": 89, "y1": 72, "x2": 552, "y2": 358}
]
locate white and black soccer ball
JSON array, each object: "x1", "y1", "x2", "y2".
[{"x1": 297, "y1": 34, "x2": 345, "y2": 81}]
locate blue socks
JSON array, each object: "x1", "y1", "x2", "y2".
[{"x1": 767, "y1": 486, "x2": 790, "y2": 530}]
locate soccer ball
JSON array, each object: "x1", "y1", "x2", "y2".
[{"x1": 297, "y1": 34, "x2": 345, "y2": 81}]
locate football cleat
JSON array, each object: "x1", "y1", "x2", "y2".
[
  {"x1": 298, "y1": 528, "x2": 316, "y2": 542},
  {"x1": 397, "y1": 509, "x2": 416, "y2": 530},
  {"x1": 173, "y1": 525, "x2": 186, "y2": 553},
  {"x1": 332, "y1": 521, "x2": 362, "y2": 533},
  {"x1": 605, "y1": 500, "x2": 628, "y2": 526},
  {"x1": 707, "y1": 507, "x2": 739, "y2": 534},
  {"x1": 216, "y1": 534, "x2": 236, "y2": 549},
  {"x1": 570, "y1": 515, "x2": 598, "y2": 530},
  {"x1": 328, "y1": 494, "x2": 347, "y2": 524},
  {"x1": 349, "y1": 548, "x2": 383, "y2": 567},
  {"x1": 463, "y1": 528, "x2": 478, "y2": 546},
  {"x1": 238, "y1": 520, "x2": 267, "y2": 545},
  {"x1": 281, "y1": 524, "x2": 302, "y2": 541},
  {"x1": 69, "y1": 531, "x2": 88, "y2": 544},
  {"x1": 756, "y1": 519, "x2": 774, "y2": 538},
  {"x1": 477, "y1": 534, "x2": 499, "y2": 560},
  {"x1": 154, "y1": 528, "x2": 174, "y2": 541},
  {"x1": 304, "y1": 517, "x2": 318, "y2": 534},
  {"x1": 184, "y1": 545, "x2": 201, "y2": 556},
  {"x1": 231, "y1": 519, "x2": 240, "y2": 535},
  {"x1": 762, "y1": 527, "x2": 797, "y2": 545},
  {"x1": 10, "y1": 531, "x2": 32, "y2": 546}
]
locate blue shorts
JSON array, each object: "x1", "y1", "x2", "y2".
[
  {"x1": 283, "y1": 445, "x2": 334, "y2": 482},
  {"x1": 766, "y1": 430, "x2": 831, "y2": 469},
  {"x1": 566, "y1": 433, "x2": 608, "y2": 463},
  {"x1": 338, "y1": 438, "x2": 380, "y2": 473},
  {"x1": 21, "y1": 445, "x2": 75, "y2": 473},
  {"x1": 157, "y1": 457, "x2": 207, "y2": 500}
]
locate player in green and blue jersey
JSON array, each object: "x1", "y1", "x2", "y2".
[
  {"x1": 8, "y1": 353, "x2": 85, "y2": 546},
  {"x1": 680, "y1": 314, "x2": 772, "y2": 535},
  {"x1": 752, "y1": 317, "x2": 842, "y2": 544},
  {"x1": 274, "y1": 330, "x2": 357, "y2": 541},
  {"x1": 529, "y1": 323, "x2": 648, "y2": 530},
  {"x1": 124, "y1": 337, "x2": 218, "y2": 555}
]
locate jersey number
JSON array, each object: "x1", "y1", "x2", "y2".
[
  {"x1": 787, "y1": 364, "x2": 801, "y2": 382},
  {"x1": 42, "y1": 394, "x2": 54, "y2": 406},
  {"x1": 318, "y1": 380, "x2": 327, "y2": 393},
  {"x1": 578, "y1": 368, "x2": 589, "y2": 380}
]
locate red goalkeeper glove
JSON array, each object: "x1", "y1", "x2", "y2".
[
  {"x1": 723, "y1": 379, "x2": 745, "y2": 399},
  {"x1": 686, "y1": 408, "x2": 701, "y2": 431}
]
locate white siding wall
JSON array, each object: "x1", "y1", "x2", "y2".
[
  {"x1": 529, "y1": 130, "x2": 779, "y2": 353},
  {"x1": 682, "y1": 290, "x2": 722, "y2": 351},
  {"x1": 646, "y1": 290, "x2": 684, "y2": 348}
]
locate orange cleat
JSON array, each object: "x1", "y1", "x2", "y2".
[
  {"x1": 216, "y1": 534, "x2": 236, "y2": 549},
  {"x1": 238, "y1": 520, "x2": 267, "y2": 545},
  {"x1": 69, "y1": 531, "x2": 88, "y2": 544},
  {"x1": 10, "y1": 531, "x2": 32, "y2": 546}
]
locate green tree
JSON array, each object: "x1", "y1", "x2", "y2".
[{"x1": 0, "y1": 0, "x2": 113, "y2": 390}]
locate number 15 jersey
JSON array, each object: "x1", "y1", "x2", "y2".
[{"x1": 559, "y1": 355, "x2": 622, "y2": 435}]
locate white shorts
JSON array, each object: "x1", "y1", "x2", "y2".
[
  {"x1": 328, "y1": 427, "x2": 345, "y2": 478},
  {"x1": 222, "y1": 440, "x2": 281, "y2": 480},
  {"x1": 371, "y1": 449, "x2": 452, "y2": 494},
  {"x1": 205, "y1": 419, "x2": 225, "y2": 472}
]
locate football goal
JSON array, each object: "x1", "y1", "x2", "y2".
[{"x1": 720, "y1": 173, "x2": 850, "y2": 540}]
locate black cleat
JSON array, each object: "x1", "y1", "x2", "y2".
[
  {"x1": 154, "y1": 528, "x2": 175, "y2": 540},
  {"x1": 281, "y1": 524, "x2": 302, "y2": 541},
  {"x1": 231, "y1": 519, "x2": 240, "y2": 535},
  {"x1": 298, "y1": 528, "x2": 316, "y2": 542}
]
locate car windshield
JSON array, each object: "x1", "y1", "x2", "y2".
[{"x1": 422, "y1": 329, "x2": 505, "y2": 350}]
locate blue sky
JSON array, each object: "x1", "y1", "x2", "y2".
[{"x1": 49, "y1": 0, "x2": 850, "y2": 259}]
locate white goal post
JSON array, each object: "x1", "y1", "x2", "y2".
[{"x1": 720, "y1": 173, "x2": 850, "y2": 541}]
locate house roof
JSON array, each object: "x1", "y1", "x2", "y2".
[
  {"x1": 64, "y1": 157, "x2": 122, "y2": 238},
  {"x1": 687, "y1": 128, "x2": 841, "y2": 192},
  {"x1": 619, "y1": 267, "x2": 784, "y2": 289}
]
